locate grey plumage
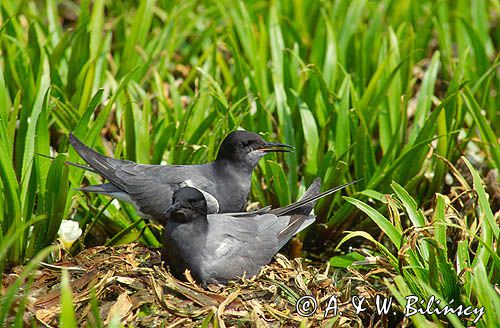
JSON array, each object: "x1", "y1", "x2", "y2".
[
  {"x1": 69, "y1": 131, "x2": 292, "y2": 220},
  {"x1": 161, "y1": 178, "x2": 359, "y2": 286}
]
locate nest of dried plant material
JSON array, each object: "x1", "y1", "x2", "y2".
[{"x1": 2, "y1": 243, "x2": 408, "y2": 327}]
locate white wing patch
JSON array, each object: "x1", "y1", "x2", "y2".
[
  {"x1": 214, "y1": 240, "x2": 232, "y2": 257},
  {"x1": 180, "y1": 180, "x2": 220, "y2": 214}
]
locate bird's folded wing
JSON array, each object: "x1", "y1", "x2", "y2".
[
  {"x1": 277, "y1": 214, "x2": 316, "y2": 250},
  {"x1": 223, "y1": 206, "x2": 272, "y2": 217},
  {"x1": 205, "y1": 214, "x2": 286, "y2": 280}
]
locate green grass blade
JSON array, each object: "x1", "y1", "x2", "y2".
[
  {"x1": 462, "y1": 88, "x2": 500, "y2": 169},
  {"x1": 463, "y1": 157, "x2": 498, "y2": 270},
  {"x1": 60, "y1": 269, "x2": 78, "y2": 328},
  {"x1": 344, "y1": 197, "x2": 402, "y2": 247}
]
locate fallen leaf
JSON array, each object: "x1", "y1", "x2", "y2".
[{"x1": 105, "y1": 292, "x2": 133, "y2": 325}]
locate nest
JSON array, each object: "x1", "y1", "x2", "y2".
[{"x1": 3, "y1": 243, "x2": 405, "y2": 327}]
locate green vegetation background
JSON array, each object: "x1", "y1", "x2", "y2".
[{"x1": 0, "y1": 0, "x2": 498, "y2": 326}]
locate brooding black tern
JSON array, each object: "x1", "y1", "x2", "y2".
[
  {"x1": 161, "y1": 178, "x2": 359, "y2": 286},
  {"x1": 69, "y1": 131, "x2": 292, "y2": 220}
]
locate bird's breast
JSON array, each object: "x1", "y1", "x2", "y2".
[
  {"x1": 217, "y1": 179, "x2": 251, "y2": 212},
  {"x1": 211, "y1": 162, "x2": 253, "y2": 212}
]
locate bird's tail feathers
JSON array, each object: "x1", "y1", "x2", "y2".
[
  {"x1": 75, "y1": 183, "x2": 122, "y2": 194},
  {"x1": 69, "y1": 133, "x2": 128, "y2": 190},
  {"x1": 272, "y1": 178, "x2": 363, "y2": 217},
  {"x1": 35, "y1": 152, "x2": 97, "y2": 173}
]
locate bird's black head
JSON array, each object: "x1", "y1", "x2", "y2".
[
  {"x1": 215, "y1": 130, "x2": 293, "y2": 169},
  {"x1": 165, "y1": 187, "x2": 208, "y2": 223}
]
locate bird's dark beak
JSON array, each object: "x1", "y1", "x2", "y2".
[
  {"x1": 164, "y1": 202, "x2": 182, "y2": 216},
  {"x1": 258, "y1": 142, "x2": 294, "y2": 153}
]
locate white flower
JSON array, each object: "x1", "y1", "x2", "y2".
[
  {"x1": 445, "y1": 173, "x2": 454, "y2": 185},
  {"x1": 58, "y1": 220, "x2": 82, "y2": 250},
  {"x1": 424, "y1": 170, "x2": 435, "y2": 180}
]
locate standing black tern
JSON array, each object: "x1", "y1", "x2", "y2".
[
  {"x1": 69, "y1": 131, "x2": 292, "y2": 219},
  {"x1": 161, "y1": 178, "x2": 359, "y2": 286}
]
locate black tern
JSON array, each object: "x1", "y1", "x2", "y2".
[
  {"x1": 161, "y1": 178, "x2": 359, "y2": 286},
  {"x1": 69, "y1": 131, "x2": 292, "y2": 219}
]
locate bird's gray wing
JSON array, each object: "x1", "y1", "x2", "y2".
[
  {"x1": 223, "y1": 206, "x2": 272, "y2": 217},
  {"x1": 270, "y1": 179, "x2": 360, "y2": 216},
  {"x1": 203, "y1": 214, "x2": 287, "y2": 283},
  {"x1": 69, "y1": 134, "x2": 217, "y2": 218},
  {"x1": 276, "y1": 214, "x2": 316, "y2": 250},
  {"x1": 69, "y1": 133, "x2": 136, "y2": 190},
  {"x1": 270, "y1": 177, "x2": 321, "y2": 216},
  {"x1": 272, "y1": 178, "x2": 320, "y2": 249},
  {"x1": 220, "y1": 179, "x2": 321, "y2": 219},
  {"x1": 112, "y1": 164, "x2": 217, "y2": 218}
]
